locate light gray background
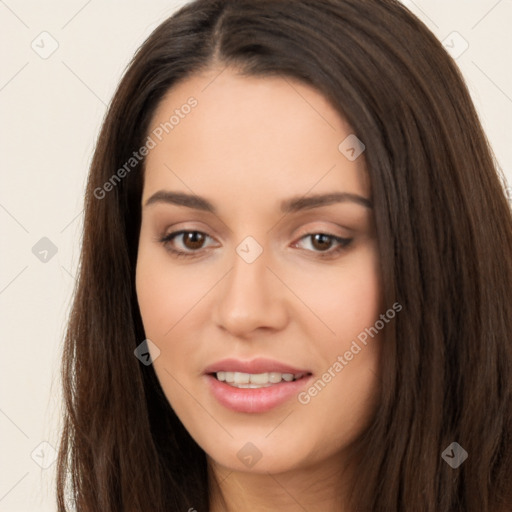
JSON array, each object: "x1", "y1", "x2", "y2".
[{"x1": 1, "y1": 1, "x2": 511, "y2": 510}]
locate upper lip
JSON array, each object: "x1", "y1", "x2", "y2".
[{"x1": 204, "y1": 358, "x2": 311, "y2": 375}]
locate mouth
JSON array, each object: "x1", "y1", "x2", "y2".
[
  {"x1": 203, "y1": 358, "x2": 313, "y2": 413},
  {"x1": 210, "y1": 371, "x2": 309, "y2": 388}
]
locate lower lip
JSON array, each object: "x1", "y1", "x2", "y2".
[{"x1": 205, "y1": 374, "x2": 312, "y2": 413}]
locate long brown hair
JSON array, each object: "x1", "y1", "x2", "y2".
[{"x1": 57, "y1": 0, "x2": 512, "y2": 510}]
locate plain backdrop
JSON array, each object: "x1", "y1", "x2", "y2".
[{"x1": 1, "y1": 0, "x2": 511, "y2": 510}]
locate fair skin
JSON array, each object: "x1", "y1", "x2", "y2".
[{"x1": 136, "y1": 66, "x2": 383, "y2": 512}]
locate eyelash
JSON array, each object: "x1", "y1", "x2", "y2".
[{"x1": 158, "y1": 230, "x2": 353, "y2": 260}]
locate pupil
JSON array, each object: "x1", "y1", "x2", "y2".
[
  {"x1": 185, "y1": 232, "x2": 204, "y2": 249},
  {"x1": 313, "y1": 233, "x2": 331, "y2": 251}
]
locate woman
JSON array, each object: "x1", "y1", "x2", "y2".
[{"x1": 56, "y1": 0, "x2": 512, "y2": 510}]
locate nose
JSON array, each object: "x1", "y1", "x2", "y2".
[{"x1": 213, "y1": 242, "x2": 289, "y2": 338}]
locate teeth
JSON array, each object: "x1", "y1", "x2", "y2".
[
  {"x1": 234, "y1": 372, "x2": 250, "y2": 384},
  {"x1": 269, "y1": 372, "x2": 282, "y2": 383},
  {"x1": 215, "y1": 371, "x2": 304, "y2": 387},
  {"x1": 249, "y1": 372, "x2": 269, "y2": 384}
]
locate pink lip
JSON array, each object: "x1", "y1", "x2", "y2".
[
  {"x1": 205, "y1": 375, "x2": 313, "y2": 413},
  {"x1": 204, "y1": 358, "x2": 313, "y2": 414},
  {"x1": 203, "y1": 357, "x2": 310, "y2": 375}
]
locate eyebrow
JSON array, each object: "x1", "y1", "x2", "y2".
[{"x1": 144, "y1": 190, "x2": 373, "y2": 213}]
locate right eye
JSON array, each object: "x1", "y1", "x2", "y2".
[{"x1": 159, "y1": 230, "x2": 217, "y2": 259}]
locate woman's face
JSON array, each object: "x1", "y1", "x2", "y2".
[{"x1": 136, "y1": 67, "x2": 383, "y2": 475}]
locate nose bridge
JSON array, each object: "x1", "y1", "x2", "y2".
[
  {"x1": 213, "y1": 233, "x2": 287, "y2": 335},
  {"x1": 225, "y1": 235, "x2": 272, "y2": 308}
]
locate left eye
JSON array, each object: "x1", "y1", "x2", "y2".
[
  {"x1": 159, "y1": 230, "x2": 353, "y2": 259},
  {"x1": 292, "y1": 232, "x2": 353, "y2": 257}
]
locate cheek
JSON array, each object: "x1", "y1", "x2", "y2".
[
  {"x1": 305, "y1": 243, "x2": 382, "y2": 341},
  {"x1": 135, "y1": 246, "x2": 209, "y2": 339},
  {"x1": 135, "y1": 254, "x2": 204, "y2": 400},
  {"x1": 299, "y1": 245, "x2": 382, "y2": 437},
  {"x1": 303, "y1": 327, "x2": 382, "y2": 452},
  {"x1": 136, "y1": 258, "x2": 176, "y2": 340},
  {"x1": 341, "y1": 268, "x2": 381, "y2": 336}
]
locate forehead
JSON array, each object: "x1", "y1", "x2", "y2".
[{"x1": 142, "y1": 67, "x2": 369, "y2": 206}]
